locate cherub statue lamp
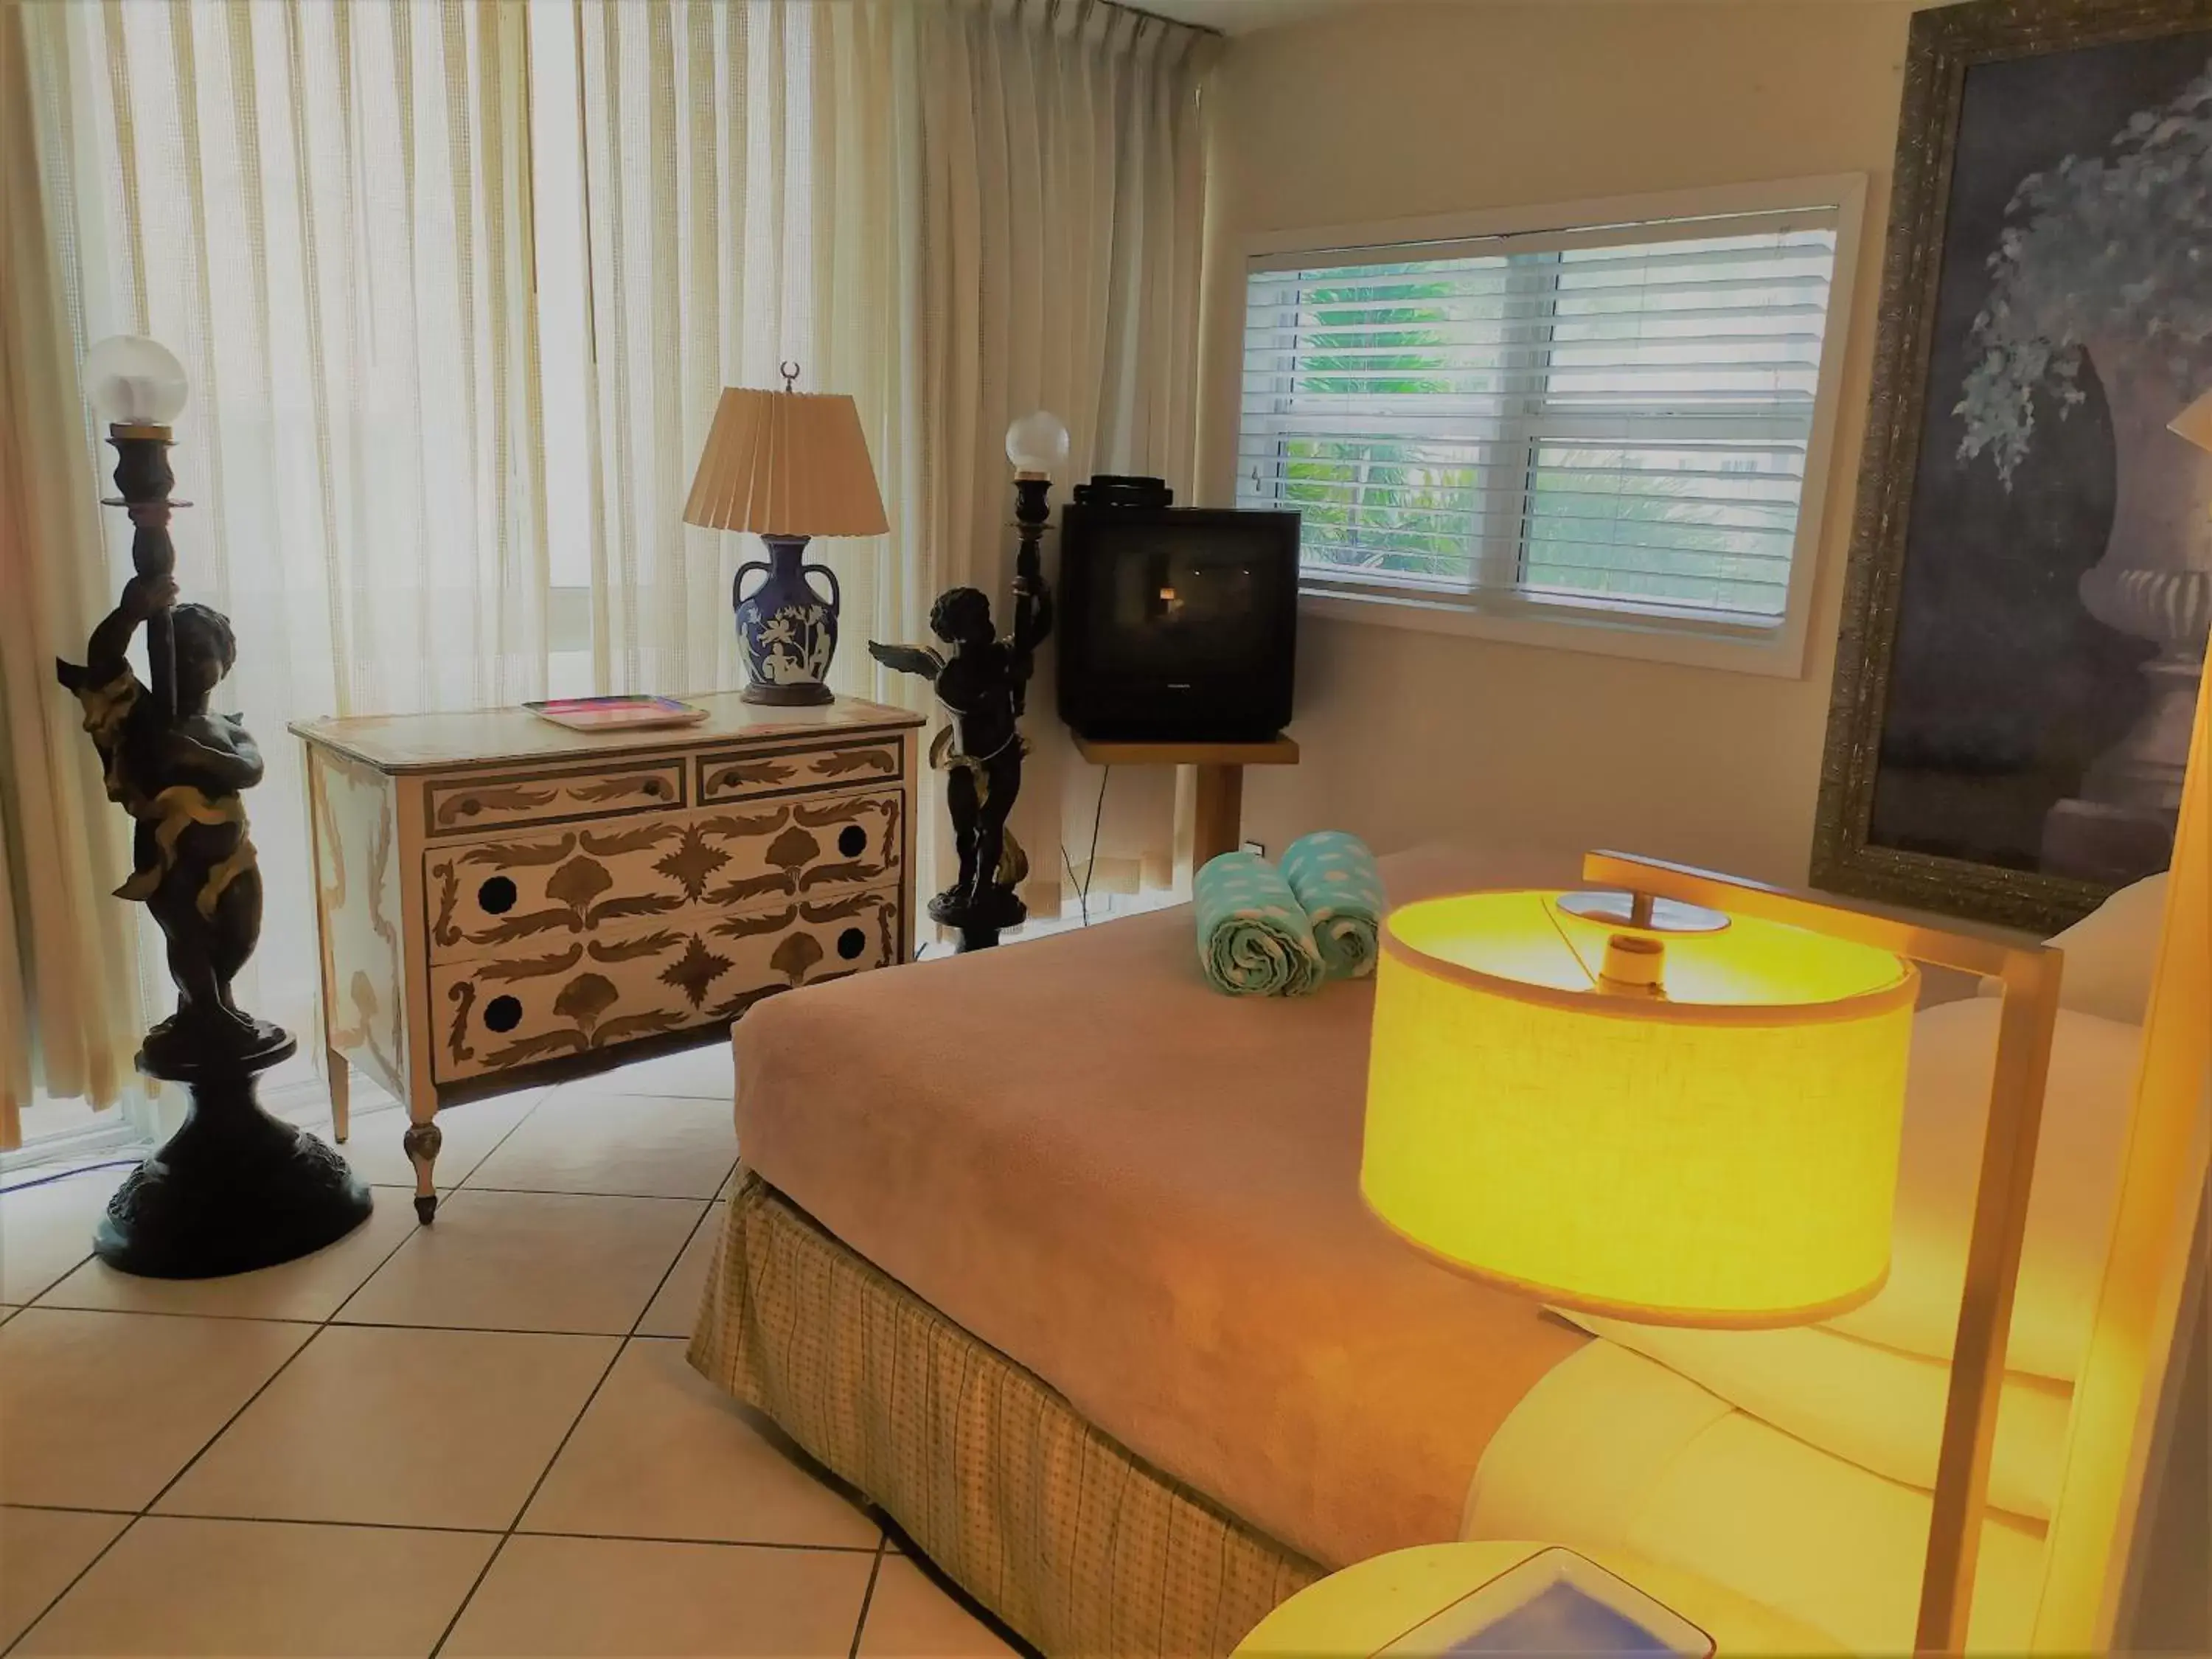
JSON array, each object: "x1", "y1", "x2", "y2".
[
  {"x1": 55, "y1": 337, "x2": 372, "y2": 1278},
  {"x1": 870, "y1": 412, "x2": 1064, "y2": 951}
]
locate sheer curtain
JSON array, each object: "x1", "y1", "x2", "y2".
[
  {"x1": 577, "y1": 0, "x2": 1217, "y2": 918},
  {"x1": 25, "y1": 0, "x2": 548, "y2": 1058},
  {"x1": 915, "y1": 0, "x2": 1218, "y2": 912},
  {"x1": 0, "y1": 1, "x2": 146, "y2": 1147},
  {"x1": 575, "y1": 0, "x2": 923, "y2": 703}
]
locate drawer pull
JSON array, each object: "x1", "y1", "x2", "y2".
[
  {"x1": 838, "y1": 825, "x2": 867, "y2": 857},
  {"x1": 484, "y1": 995, "x2": 524, "y2": 1033},
  {"x1": 837, "y1": 927, "x2": 867, "y2": 961},
  {"x1": 478, "y1": 876, "x2": 518, "y2": 915}
]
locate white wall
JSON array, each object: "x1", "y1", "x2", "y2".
[{"x1": 1200, "y1": 0, "x2": 1918, "y2": 883}]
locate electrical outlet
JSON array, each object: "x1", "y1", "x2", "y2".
[{"x1": 1242, "y1": 838, "x2": 1266, "y2": 858}]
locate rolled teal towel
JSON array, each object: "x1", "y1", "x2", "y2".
[
  {"x1": 1280, "y1": 830, "x2": 1386, "y2": 979},
  {"x1": 1194, "y1": 851, "x2": 1325, "y2": 997}
]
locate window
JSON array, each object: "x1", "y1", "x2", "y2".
[{"x1": 1237, "y1": 181, "x2": 1863, "y2": 673}]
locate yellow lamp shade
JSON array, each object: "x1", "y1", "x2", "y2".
[{"x1": 1362, "y1": 891, "x2": 1918, "y2": 1327}]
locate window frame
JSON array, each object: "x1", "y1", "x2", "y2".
[{"x1": 1237, "y1": 175, "x2": 1868, "y2": 680}]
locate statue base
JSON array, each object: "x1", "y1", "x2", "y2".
[
  {"x1": 97, "y1": 1023, "x2": 373, "y2": 1279},
  {"x1": 928, "y1": 883, "x2": 1027, "y2": 953}
]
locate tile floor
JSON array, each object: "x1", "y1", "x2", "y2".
[{"x1": 0, "y1": 1043, "x2": 1019, "y2": 1658}]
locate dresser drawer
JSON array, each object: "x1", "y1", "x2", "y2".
[
  {"x1": 425, "y1": 790, "x2": 902, "y2": 965},
  {"x1": 425, "y1": 758, "x2": 686, "y2": 838},
  {"x1": 431, "y1": 887, "x2": 901, "y2": 1083},
  {"x1": 695, "y1": 737, "x2": 902, "y2": 804},
  {"x1": 690, "y1": 790, "x2": 902, "y2": 908}
]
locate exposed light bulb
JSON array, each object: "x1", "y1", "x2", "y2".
[
  {"x1": 85, "y1": 335, "x2": 189, "y2": 427},
  {"x1": 1004, "y1": 410, "x2": 1069, "y2": 480}
]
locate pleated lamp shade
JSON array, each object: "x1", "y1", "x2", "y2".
[
  {"x1": 2174, "y1": 387, "x2": 2212, "y2": 454},
  {"x1": 682, "y1": 386, "x2": 889, "y2": 538},
  {"x1": 1363, "y1": 891, "x2": 1917, "y2": 1327}
]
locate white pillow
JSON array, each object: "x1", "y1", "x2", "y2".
[
  {"x1": 1829, "y1": 997, "x2": 2142, "y2": 1382},
  {"x1": 1553, "y1": 998, "x2": 2140, "y2": 1520},
  {"x1": 1570, "y1": 1315, "x2": 2070, "y2": 1520},
  {"x1": 1980, "y1": 869, "x2": 2166, "y2": 1024}
]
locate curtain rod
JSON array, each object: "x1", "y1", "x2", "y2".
[
  {"x1": 1055, "y1": 0, "x2": 1228, "y2": 40},
  {"x1": 1113, "y1": 3, "x2": 1225, "y2": 36}
]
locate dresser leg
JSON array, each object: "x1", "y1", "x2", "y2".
[
  {"x1": 326, "y1": 1047, "x2": 351, "y2": 1143},
  {"x1": 403, "y1": 1119, "x2": 443, "y2": 1223}
]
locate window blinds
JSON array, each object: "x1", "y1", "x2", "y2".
[{"x1": 1238, "y1": 209, "x2": 1841, "y2": 624}]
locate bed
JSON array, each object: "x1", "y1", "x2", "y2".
[{"x1": 686, "y1": 844, "x2": 2157, "y2": 1656}]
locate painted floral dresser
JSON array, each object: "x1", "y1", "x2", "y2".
[{"x1": 289, "y1": 693, "x2": 923, "y2": 1220}]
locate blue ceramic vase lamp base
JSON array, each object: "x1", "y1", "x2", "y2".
[{"x1": 735, "y1": 532, "x2": 842, "y2": 706}]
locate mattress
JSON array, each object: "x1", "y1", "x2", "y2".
[{"x1": 727, "y1": 842, "x2": 1591, "y2": 1571}]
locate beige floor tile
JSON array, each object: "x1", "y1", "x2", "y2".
[
  {"x1": 0, "y1": 1507, "x2": 131, "y2": 1650},
  {"x1": 335, "y1": 1189, "x2": 705, "y2": 1334},
  {"x1": 636, "y1": 1202, "x2": 724, "y2": 1338},
  {"x1": 522, "y1": 1338, "x2": 876, "y2": 1548},
  {"x1": 14, "y1": 1515, "x2": 497, "y2": 1658},
  {"x1": 35, "y1": 1200, "x2": 415, "y2": 1322},
  {"x1": 0, "y1": 1168, "x2": 125, "y2": 1304},
  {"x1": 0, "y1": 1310, "x2": 311, "y2": 1510},
  {"x1": 0, "y1": 1304, "x2": 17, "y2": 1324},
  {"x1": 581, "y1": 1040, "x2": 735, "y2": 1101},
  {"x1": 442, "y1": 1534, "x2": 872, "y2": 1657},
  {"x1": 156, "y1": 1324, "x2": 616, "y2": 1531},
  {"x1": 329, "y1": 1088, "x2": 546, "y2": 1191},
  {"x1": 465, "y1": 1089, "x2": 736, "y2": 1200},
  {"x1": 858, "y1": 1555, "x2": 1019, "y2": 1656}
]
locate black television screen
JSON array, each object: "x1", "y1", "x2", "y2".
[{"x1": 1055, "y1": 506, "x2": 1298, "y2": 742}]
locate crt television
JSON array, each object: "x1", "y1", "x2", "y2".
[{"x1": 1054, "y1": 504, "x2": 1300, "y2": 743}]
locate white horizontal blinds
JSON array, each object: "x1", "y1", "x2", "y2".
[{"x1": 1239, "y1": 210, "x2": 1840, "y2": 622}]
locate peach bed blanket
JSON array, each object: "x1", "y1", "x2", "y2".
[{"x1": 731, "y1": 844, "x2": 1588, "y2": 1571}]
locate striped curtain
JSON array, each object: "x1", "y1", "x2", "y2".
[{"x1": 21, "y1": 0, "x2": 548, "y2": 1068}]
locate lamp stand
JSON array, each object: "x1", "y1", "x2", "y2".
[
  {"x1": 1581, "y1": 851, "x2": 2065, "y2": 1655},
  {"x1": 868, "y1": 470, "x2": 1057, "y2": 953},
  {"x1": 57, "y1": 422, "x2": 373, "y2": 1279}
]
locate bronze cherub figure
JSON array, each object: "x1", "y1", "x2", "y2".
[
  {"x1": 58, "y1": 573, "x2": 279, "y2": 1071},
  {"x1": 54, "y1": 404, "x2": 369, "y2": 1279},
  {"x1": 871, "y1": 478, "x2": 1056, "y2": 950}
]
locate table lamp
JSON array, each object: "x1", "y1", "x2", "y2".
[
  {"x1": 683, "y1": 364, "x2": 888, "y2": 705},
  {"x1": 1363, "y1": 860, "x2": 2065, "y2": 1653}
]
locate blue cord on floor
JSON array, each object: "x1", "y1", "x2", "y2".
[{"x1": 0, "y1": 1158, "x2": 141, "y2": 1197}]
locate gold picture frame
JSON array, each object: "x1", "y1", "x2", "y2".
[{"x1": 1812, "y1": 0, "x2": 2212, "y2": 933}]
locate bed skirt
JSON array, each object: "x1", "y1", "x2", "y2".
[{"x1": 687, "y1": 1169, "x2": 1324, "y2": 1658}]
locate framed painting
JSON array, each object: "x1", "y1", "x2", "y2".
[{"x1": 1813, "y1": 0, "x2": 2212, "y2": 931}]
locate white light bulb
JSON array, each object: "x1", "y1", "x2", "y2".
[
  {"x1": 1004, "y1": 410, "x2": 1069, "y2": 479},
  {"x1": 85, "y1": 335, "x2": 189, "y2": 427}
]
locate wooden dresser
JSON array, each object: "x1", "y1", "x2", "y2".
[{"x1": 290, "y1": 694, "x2": 924, "y2": 1220}]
